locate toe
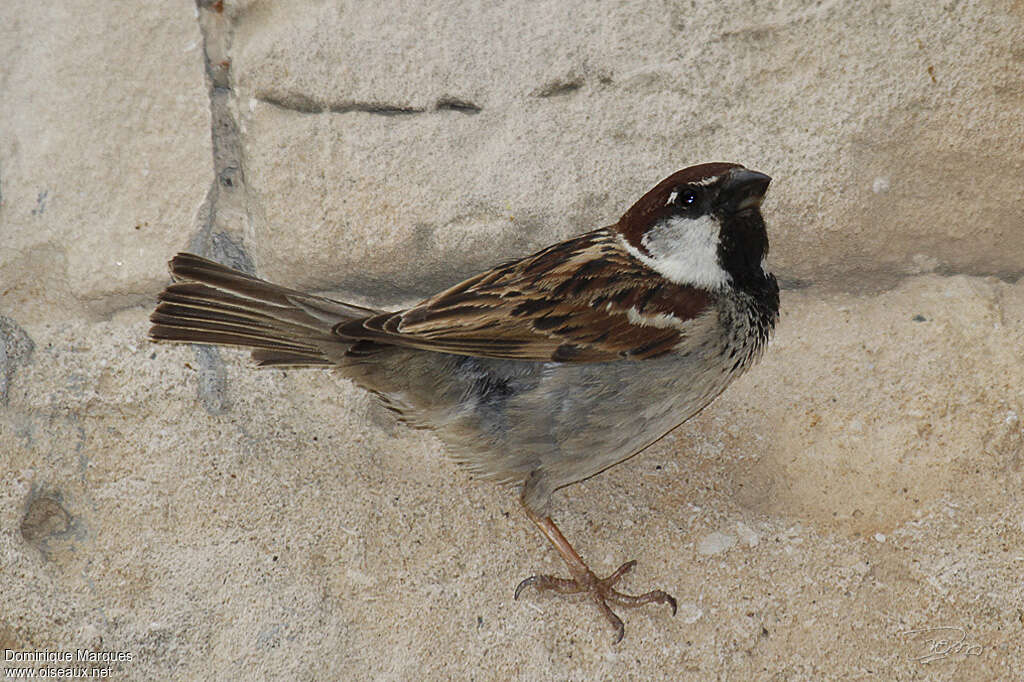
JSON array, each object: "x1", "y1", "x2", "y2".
[
  {"x1": 600, "y1": 560, "x2": 637, "y2": 588},
  {"x1": 592, "y1": 596, "x2": 626, "y2": 644}
]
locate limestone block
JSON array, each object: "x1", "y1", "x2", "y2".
[
  {"x1": 0, "y1": 1, "x2": 212, "y2": 323},
  {"x1": 223, "y1": 0, "x2": 1023, "y2": 297}
]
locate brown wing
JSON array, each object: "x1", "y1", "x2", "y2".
[{"x1": 336, "y1": 228, "x2": 714, "y2": 362}]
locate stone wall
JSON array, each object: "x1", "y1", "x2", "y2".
[{"x1": 2, "y1": 1, "x2": 1022, "y2": 678}]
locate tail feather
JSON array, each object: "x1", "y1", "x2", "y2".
[
  {"x1": 157, "y1": 284, "x2": 336, "y2": 336},
  {"x1": 151, "y1": 304, "x2": 323, "y2": 350},
  {"x1": 149, "y1": 252, "x2": 382, "y2": 367},
  {"x1": 251, "y1": 350, "x2": 334, "y2": 367}
]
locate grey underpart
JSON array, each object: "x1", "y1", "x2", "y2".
[
  {"x1": 341, "y1": 294, "x2": 768, "y2": 515},
  {"x1": 0, "y1": 315, "x2": 36, "y2": 405}
]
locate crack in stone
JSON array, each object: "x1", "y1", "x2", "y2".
[
  {"x1": 258, "y1": 92, "x2": 328, "y2": 114},
  {"x1": 435, "y1": 97, "x2": 482, "y2": 114},
  {"x1": 774, "y1": 265, "x2": 1024, "y2": 296},
  {"x1": 933, "y1": 264, "x2": 1022, "y2": 284},
  {"x1": 330, "y1": 102, "x2": 426, "y2": 116},
  {"x1": 259, "y1": 93, "x2": 426, "y2": 116},
  {"x1": 186, "y1": 0, "x2": 259, "y2": 414},
  {"x1": 534, "y1": 79, "x2": 583, "y2": 98},
  {"x1": 778, "y1": 277, "x2": 813, "y2": 291},
  {"x1": 0, "y1": 315, "x2": 35, "y2": 406},
  {"x1": 259, "y1": 94, "x2": 483, "y2": 116}
]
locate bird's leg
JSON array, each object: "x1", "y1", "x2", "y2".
[{"x1": 514, "y1": 503, "x2": 677, "y2": 643}]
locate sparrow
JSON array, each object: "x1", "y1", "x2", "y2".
[{"x1": 149, "y1": 162, "x2": 779, "y2": 643}]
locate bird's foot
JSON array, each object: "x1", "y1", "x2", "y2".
[{"x1": 514, "y1": 559, "x2": 677, "y2": 643}]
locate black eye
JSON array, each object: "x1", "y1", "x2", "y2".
[{"x1": 673, "y1": 188, "x2": 700, "y2": 208}]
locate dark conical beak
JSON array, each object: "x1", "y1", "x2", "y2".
[{"x1": 718, "y1": 168, "x2": 771, "y2": 214}]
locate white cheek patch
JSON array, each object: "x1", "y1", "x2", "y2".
[{"x1": 620, "y1": 215, "x2": 731, "y2": 290}]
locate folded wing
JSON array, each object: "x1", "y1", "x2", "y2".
[{"x1": 337, "y1": 229, "x2": 714, "y2": 362}]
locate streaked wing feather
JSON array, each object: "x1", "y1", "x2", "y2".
[{"x1": 336, "y1": 228, "x2": 713, "y2": 362}]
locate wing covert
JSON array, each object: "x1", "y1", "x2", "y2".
[{"x1": 335, "y1": 229, "x2": 714, "y2": 362}]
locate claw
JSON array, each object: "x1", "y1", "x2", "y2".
[
  {"x1": 514, "y1": 576, "x2": 535, "y2": 601},
  {"x1": 590, "y1": 595, "x2": 626, "y2": 643}
]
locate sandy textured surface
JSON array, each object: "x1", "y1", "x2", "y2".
[{"x1": 2, "y1": 1, "x2": 1022, "y2": 679}]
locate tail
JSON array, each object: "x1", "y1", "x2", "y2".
[{"x1": 149, "y1": 253, "x2": 381, "y2": 367}]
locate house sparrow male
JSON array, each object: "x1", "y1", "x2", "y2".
[{"x1": 150, "y1": 162, "x2": 779, "y2": 642}]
